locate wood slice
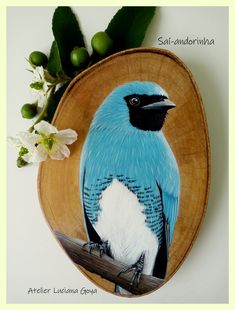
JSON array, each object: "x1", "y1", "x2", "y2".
[{"x1": 38, "y1": 48, "x2": 210, "y2": 295}]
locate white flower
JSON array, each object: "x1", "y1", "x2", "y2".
[
  {"x1": 9, "y1": 120, "x2": 78, "y2": 164},
  {"x1": 30, "y1": 66, "x2": 50, "y2": 107},
  {"x1": 32, "y1": 121, "x2": 78, "y2": 162},
  {"x1": 8, "y1": 132, "x2": 39, "y2": 163}
]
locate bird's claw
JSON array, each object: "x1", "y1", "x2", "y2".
[
  {"x1": 83, "y1": 240, "x2": 109, "y2": 257},
  {"x1": 118, "y1": 252, "x2": 145, "y2": 287}
]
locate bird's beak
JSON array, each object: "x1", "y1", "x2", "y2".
[{"x1": 141, "y1": 99, "x2": 176, "y2": 110}]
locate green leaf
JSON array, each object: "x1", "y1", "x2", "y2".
[
  {"x1": 106, "y1": 7, "x2": 156, "y2": 50},
  {"x1": 47, "y1": 41, "x2": 62, "y2": 77},
  {"x1": 30, "y1": 82, "x2": 43, "y2": 90},
  {"x1": 17, "y1": 157, "x2": 28, "y2": 168},
  {"x1": 45, "y1": 83, "x2": 69, "y2": 123},
  {"x1": 18, "y1": 146, "x2": 29, "y2": 157},
  {"x1": 52, "y1": 6, "x2": 85, "y2": 76}
]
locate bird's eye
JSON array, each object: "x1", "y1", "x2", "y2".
[{"x1": 129, "y1": 96, "x2": 140, "y2": 106}]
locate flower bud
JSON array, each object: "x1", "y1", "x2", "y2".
[
  {"x1": 91, "y1": 32, "x2": 113, "y2": 56},
  {"x1": 70, "y1": 47, "x2": 90, "y2": 68},
  {"x1": 29, "y1": 51, "x2": 48, "y2": 68},
  {"x1": 21, "y1": 103, "x2": 38, "y2": 119}
]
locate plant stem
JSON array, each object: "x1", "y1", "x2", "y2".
[{"x1": 28, "y1": 86, "x2": 56, "y2": 132}]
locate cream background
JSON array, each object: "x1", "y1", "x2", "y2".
[{"x1": 7, "y1": 7, "x2": 228, "y2": 303}]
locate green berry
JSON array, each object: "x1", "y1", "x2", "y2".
[
  {"x1": 29, "y1": 51, "x2": 48, "y2": 67},
  {"x1": 21, "y1": 103, "x2": 37, "y2": 119},
  {"x1": 91, "y1": 31, "x2": 113, "y2": 56},
  {"x1": 70, "y1": 47, "x2": 89, "y2": 68},
  {"x1": 17, "y1": 157, "x2": 28, "y2": 168}
]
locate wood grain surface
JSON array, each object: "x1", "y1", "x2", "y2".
[{"x1": 38, "y1": 48, "x2": 210, "y2": 295}]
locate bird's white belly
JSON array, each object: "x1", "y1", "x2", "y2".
[{"x1": 94, "y1": 179, "x2": 159, "y2": 275}]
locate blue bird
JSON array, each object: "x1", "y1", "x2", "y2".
[{"x1": 80, "y1": 81, "x2": 180, "y2": 294}]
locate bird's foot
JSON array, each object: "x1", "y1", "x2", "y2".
[
  {"x1": 83, "y1": 240, "x2": 109, "y2": 257},
  {"x1": 118, "y1": 252, "x2": 145, "y2": 287}
]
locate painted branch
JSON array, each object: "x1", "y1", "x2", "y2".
[{"x1": 54, "y1": 231, "x2": 165, "y2": 295}]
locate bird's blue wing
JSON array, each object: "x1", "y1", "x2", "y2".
[
  {"x1": 80, "y1": 136, "x2": 114, "y2": 241},
  {"x1": 134, "y1": 181, "x2": 179, "y2": 249},
  {"x1": 162, "y1": 190, "x2": 180, "y2": 246},
  {"x1": 153, "y1": 135, "x2": 180, "y2": 247},
  {"x1": 134, "y1": 185, "x2": 164, "y2": 247},
  {"x1": 82, "y1": 174, "x2": 113, "y2": 225},
  {"x1": 80, "y1": 144, "x2": 101, "y2": 241}
]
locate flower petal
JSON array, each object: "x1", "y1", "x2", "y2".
[
  {"x1": 37, "y1": 66, "x2": 44, "y2": 79},
  {"x1": 18, "y1": 132, "x2": 40, "y2": 150},
  {"x1": 34, "y1": 120, "x2": 58, "y2": 135},
  {"x1": 58, "y1": 144, "x2": 70, "y2": 157},
  {"x1": 49, "y1": 143, "x2": 70, "y2": 160},
  {"x1": 8, "y1": 136, "x2": 22, "y2": 147},
  {"x1": 56, "y1": 129, "x2": 78, "y2": 145},
  {"x1": 32, "y1": 66, "x2": 45, "y2": 82},
  {"x1": 22, "y1": 152, "x2": 31, "y2": 163},
  {"x1": 32, "y1": 89, "x2": 48, "y2": 108},
  {"x1": 31, "y1": 66, "x2": 49, "y2": 108},
  {"x1": 29, "y1": 144, "x2": 48, "y2": 163}
]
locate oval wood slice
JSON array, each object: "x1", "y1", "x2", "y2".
[{"x1": 38, "y1": 48, "x2": 210, "y2": 295}]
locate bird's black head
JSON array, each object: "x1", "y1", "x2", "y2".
[
  {"x1": 91, "y1": 82, "x2": 176, "y2": 132},
  {"x1": 124, "y1": 94, "x2": 176, "y2": 131}
]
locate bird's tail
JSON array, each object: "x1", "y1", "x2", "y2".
[{"x1": 115, "y1": 285, "x2": 132, "y2": 296}]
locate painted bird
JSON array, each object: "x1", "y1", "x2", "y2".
[{"x1": 80, "y1": 81, "x2": 180, "y2": 294}]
